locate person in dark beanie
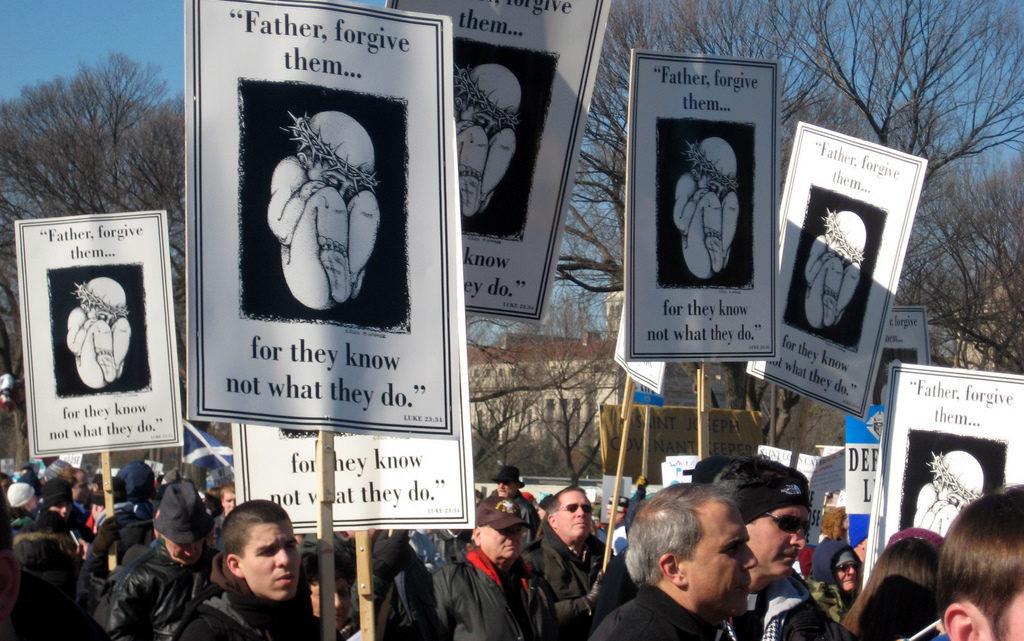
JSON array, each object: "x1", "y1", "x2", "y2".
[
  {"x1": 492, "y1": 465, "x2": 541, "y2": 545},
  {"x1": 106, "y1": 481, "x2": 216, "y2": 641},
  {"x1": 173, "y1": 500, "x2": 317, "y2": 641},
  {"x1": 17, "y1": 461, "x2": 41, "y2": 495},
  {"x1": 717, "y1": 456, "x2": 854, "y2": 641},
  {"x1": 116, "y1": 461, "x2": 156, "y2": 522}
]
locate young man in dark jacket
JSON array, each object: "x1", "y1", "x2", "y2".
[
  {"x1": 106, "y1": 481, "x2": 216, "y2": 641},
  {"x1": 434, "y1": 495, "x2": 558, "y2": 641},
  {"x1": 174, "y1": 500, "x2": 317, "y2": 641}
]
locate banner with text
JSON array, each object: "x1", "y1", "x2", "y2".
[
  {"x1": 749, "y1": 123, "x2": 926, "y2": 417},
  {"x1": 16, "y1": 211, "x2": 183, "y2": 456},
  {"x1": 599, "y1": 404, "x2": 762, "y2": 484},
  {"x1": 625, "y1": 52, "x2": 779, "y2": 360},
  {"x1": 802, "y1": 450, "x2": 845, "y2": 545},
  {"x1": 186, "y1": 1, "x2": 470, "y2": 436},
  {"x1": 873, "y1": 364, "x2": 1022, "y2": 561},
  {"x1": 389, "y1": 0, "x2": 609, "y2": 321},
  {"x1": 615, "y1": 310, "x2": 665, "y2": 393},
  {"x1": 234, "y1": 423, "x2": 474, "y2": 529},
  {"x1": 869, "y1": 306, "x2": 931, "y2": 406}
]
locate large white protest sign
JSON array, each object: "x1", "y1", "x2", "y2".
[
  {"x1": 16, "y1": 212, "x2": 182, "y2": 456},
  {"x1": 187, "y1": 1, "x2": 469, "y2": 436},
  {"x1": 624, "y1": 52, "x2": 779, "y2": 360},
  {"x1": 389, "y1": 0, "x2": 609, "y2": 321},
  {"x1": 869, "y1": 306, "x2": 931, "y2": 406},
  {"x1": 615, "y1": 311, "x2": 664, "y2": 393},
  {"x1": 872, "y1": 364, "x2": 1022, "y2": 558},
  {"x1": 801, "y1": 450, "x2": 845, "y2": 545},
  {"x1": 234, "y1": 423, "x2": 474, "y2": 529},
  {"x1": 749, "y1": 124, "x2": 926, "y2": 417},
  {"x1": 846, "y1": 405, "x2": 882, "y2": 516}
]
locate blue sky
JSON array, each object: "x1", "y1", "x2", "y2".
[{"x1": 0, "y1": 0, "x2": 383, "y2": 101}]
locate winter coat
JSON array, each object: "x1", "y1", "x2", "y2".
[
  {"x1": 733, "y1": 576, "x2": 856, "y2": 641},
  {"x1": 105, "y1": 542, "x2": 216, "y2": 641},
  {"x1": 13, "y1": 529, "x2": 81, "y2": 597},
  {"x1": 11, "y1": 569, "x2": 111, "y2": 641},
  {"x1": 590, "y1": 585, "x2": 724, "y2": 641},
  {"x1": 433, "y1": 548, "x2": 558, "y2": 641},
  {"x1": 807, "y1": 538, "x2": 858, "y2": 623},
  {"x1": 522, "y1": 523, "x2": 603, "y2": 641}
]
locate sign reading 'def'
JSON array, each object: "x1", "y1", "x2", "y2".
[
  {"x1": 234, "y1": 423, "x2": 474, "y2": 530},
  {"x1": 388, "y1": 0, "x2": 610, "y2": 321},
  {"x1": 625, "y1": 52, "x2": 779, "y2": 361},
  {"x1": 749, "y1": 123, "x2": 926, "y2": 418},
  {"x1": 187, "y1": 1, "x2": 469, "y2": 435},
  {"x1": 16, "y1": 212, "x2": 183, "y2": 456}
]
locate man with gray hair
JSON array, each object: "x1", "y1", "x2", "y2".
[{"x1": 590, "y1": 483, "x2": 756, "y2": 641}]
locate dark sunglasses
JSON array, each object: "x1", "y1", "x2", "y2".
[
  {"x1": 562, "y1": 503, "x2": 593, "y2": 514},
  {"x1": 761, "y1": 512, "x2": 809, "y2": 535},
  {"x1": 835, "y1": 562, "x2": 859, "y2": 573}
]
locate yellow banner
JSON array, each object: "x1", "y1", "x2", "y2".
[{"x1": 600, "y1": 405, "x2": 763, "y2": 484}]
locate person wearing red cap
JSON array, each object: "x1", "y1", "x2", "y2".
[{"x1": 433, "y1": 495, "x2": 558, "y2": 641}]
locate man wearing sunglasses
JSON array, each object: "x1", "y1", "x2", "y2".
[
  {"x1": 524, "y1": 486, "x2": 604, "y2": 641},
  {"x1": 718, "y1": 456, "x2": 854, "y2": 641}
]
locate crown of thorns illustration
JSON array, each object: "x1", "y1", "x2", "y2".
[
  {"x1": 73, "y1": 282, "x2": 128, "y2": 319},
  {"x1": 823, "y1": 209, "x2": 865, "y2": 264},
  {"x1": 454, "y1": 67, "x2": 520, "y2": 130},
  {"x1": 927, "y1": 452, "x2": 981, "y2": 506},
  {"x1": 283, "y1": 113, "x2": 378, "y2": 194},
  {"x1": 683, "y1": 140, "x2": 739, "y2": 193}
]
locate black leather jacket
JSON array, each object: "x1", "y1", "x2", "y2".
[{"x1": 106, "y1": 543, "x2": 216, "y2": 641}]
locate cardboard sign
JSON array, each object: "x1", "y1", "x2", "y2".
[
  {"x1": 749, "y1": 123, "x2": 926, "y2": 417},
  {"x1": 600, "y1": 405, "x2": 762, "y2": 484},
  {"x1": 234, "y1": 423, "x2": 474, "y2": 529},
  {"x1": 873, "y1": 364, "x2": 1023, "y2": 559},
  {"x1": 186, "y1": 1, "x2": 469, "y2": 436},
  {"x1": 662, "y1": 454, "x2": 699, "y2": 486},
  {"x1": 625, "y1": 52, "x2": 779, "y2": 360},
  {"x1": 869, "y1": 306, "x2": 931, "y2": 405},
  {"x1": 16, "y1": 211, "x2": 182, "y2": 456},
  {"x1": 757, "y1": 444, "x2": 793, "y2": 467},
  {"x1": 615, "y1": 311, "x2": 665, "y2": 393},
  {"x1": 388, "y1": 0, "x2": 610, "y2": 320},
  {"x1": 802, "y1": 450, "x2": 845, "y2": 545}
]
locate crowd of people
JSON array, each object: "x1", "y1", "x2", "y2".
[{"x1": 1, "y1": 455, "x2": 1021, "y2": 641}]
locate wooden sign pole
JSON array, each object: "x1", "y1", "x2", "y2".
[
  {"x1": 604, "y1": 377, "x2": 636, "y2": 571},
  {"x1": 697, "y1": 363, "x2": 710, "y2": 459},
  {"x1": 316, "y1": 431, "x2": 336, "y2": 641},
  {"x1": 101, "y1": 451, "x2": 116, "y2": 571},
  {"x1": 356, "y1": 529, "x2": 375, "y2": 640}
]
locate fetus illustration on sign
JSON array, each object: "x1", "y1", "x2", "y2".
[
  {"x1": 673, "y1": 137, "x2": 740, "y2": 279},
  {"x1": 804, "y1": 209, "x2": 865, "y2": 329},
  {"x1": 455, "y1": 64, "x2": 520, "y2": 218},
  {"x1": 913, "y1": 450, "x2": 983, "y2": 536},
  {"x1": 66, "y1": 278, "x2": 131, "y2": 389},
  {"x1": 268, "y1": 111, "x2": 380, "y2": 310}
]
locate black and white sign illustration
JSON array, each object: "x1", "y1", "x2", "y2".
[
  {"x1": 49, "y1": 266, "x2": 150, "y2": 396},
  {"x1": 455, "y1": 38, "x2": 555, "y2": 238},
  {"x1": 16, "y1": 211, "x2": 182, "y2": 457},
  {"x1": 657, "y1": 119, "x2": 754, "y2": 287},
  {"x1": 870, "y1": 307, "x2": 931, "y2": 406},
  {"x1": 234, "y1": 423, "x2": 474, "y2": 529},
  {"x1": 782, "y1": 187, "x2": 885, "y2": 348},
  {"x1": 874, "y1": 364, "x2": 1023, "y2": 558},
  {"x1": 626, "y1": 52, "x2": 778, "y2": 360},
  {"x1": 749, "y1": 124, "x2": 926, "y2": 417},
  {"x1": 187, "y1": 1, "x2": 469, "y2": 437},
  {"x1": 388, "y1": 0, "x2": 610, "y2": 320},
  {"x1": 238, "y1": 80, "x2": 409, "y2": 332}
]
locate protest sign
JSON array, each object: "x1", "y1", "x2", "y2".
[
  {"x1": 873, "y1": 364, "x2": 1022, "y2": 556},
  {"x1": 388, "y1": 0, "x2": 609, "y2": 320},
  {"x1": 186, "y1": 1, "x2": 469, "y2": 436},
  {"x1": 661, "y1": 454, "x2": 699, "y2": 486},
  {"x1": 16, "y1": 211, "x2": 182, "y2": 456},
  {"x1": 749, "y1": 123, "x2": 926, "y2": 417},
  {"x1": 869, "y1": 306, "x2": 931, "y2": 405},
  {"x1": 600, "y1": 405, "x2": 761, "y2": 483},
  {"x1": 615, "y1": 311, "x2": 665, "y2": 393},
  {"x1": 757, "y1": 444, "x2": 793, "y2": 467},
  {"x1": 624, "y1": 52, "x2": 779, "y2": 360},
  {"x1": 801, "y1": 450, "x2": 845, "y2": 545},
  {"x1": 234, "y1": 423, "x2": 474, "y2": 529}
]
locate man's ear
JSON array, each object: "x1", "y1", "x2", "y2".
[
  {"x1": 225, "y1": 553, "x2": 246, "y2": 580},
  {"x1": 0, "y1": 550, "x2": 21, "y2": 622},
  {"x1": 944, "y1": 601, "x2": 988, "y2": 641},
  {"x1": 658, "y1": 552, "x2": 688, "y2": 590}
]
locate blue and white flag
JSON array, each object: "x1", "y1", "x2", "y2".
[{"x1": 183, "y1": 422, "x2": 233, "y2": 469}]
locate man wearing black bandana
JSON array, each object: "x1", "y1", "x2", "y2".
[
  {"x1": 174, "y1": 500, "x2": 317, "y2": 641},
  {"x1": 717, "y1": 457, "x2": 854, "y2": 641}
]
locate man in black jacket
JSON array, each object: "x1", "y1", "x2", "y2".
[
  {"x1": 434, "y1": 495, "x2": 558, "y2": 641},
  {"x1": 174, "y1": 500, "x2": 317, "y2": 641},
  {"x1": 591, "y1": 483, "x2": 756, "y2": 641},
  {"x1": 106, "y1": 481, "x2": 215, "y2": 641}
]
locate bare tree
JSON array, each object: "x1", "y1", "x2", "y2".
[{"x1": 0, "y1": 53, "x2": 184, "y2": 462}]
